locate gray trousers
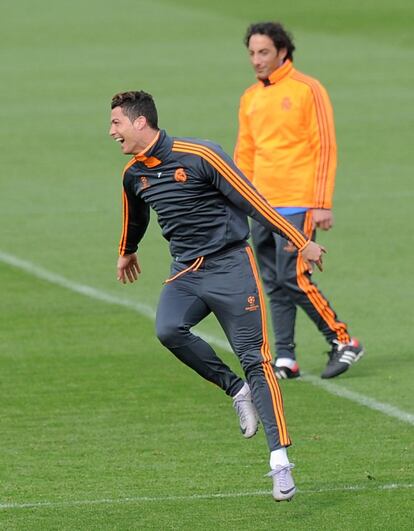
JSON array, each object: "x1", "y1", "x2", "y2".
[
  {"x1": 155, "y1": 243, "x2": 290, "y2": 451},
  {"x1": 251, "y1": 212, "x2": 350, "y2": 360}
]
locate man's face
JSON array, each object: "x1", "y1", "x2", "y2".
[
  {"x1": 109, "y1": 106, "x2": 143, "y2": 155},
  {"x1": 248, "y1": 34, "x2": 287, "y2": 80}
]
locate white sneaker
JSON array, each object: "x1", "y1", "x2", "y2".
[
  {"x1": 267, "y1": 463, "x2": 296, "y2": 502},
  {"x1": 232, "y1": 383, "x2": 259, "y2": 438}
]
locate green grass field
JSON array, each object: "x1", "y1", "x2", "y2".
[{"x1": 1, "y1": 0, "x2": 413, "y2": 529}]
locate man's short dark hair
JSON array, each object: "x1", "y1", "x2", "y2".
[
  {"x1": 111, "y1": 90, "x2": 159, "y2": 129},
  {"x1": 244, "y1": 22, "x2": 295, "y2": 61}
]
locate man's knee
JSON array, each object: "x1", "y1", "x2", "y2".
[
  {"x1": 156, "y1": 319, "x2": 187, "y2": 348},
  {"x1": 239, "y1": 352, "x2": 268, "y2": 374}
]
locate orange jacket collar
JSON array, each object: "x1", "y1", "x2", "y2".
[
  {"x1": 264, "y1": 59, "x2": 293, "y2": 85},
  {"x1": 134, "y1": 130, "x2": 161, "y2": 162}
]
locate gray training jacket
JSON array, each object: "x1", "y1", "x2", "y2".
[{"x1": 118, "y1": 129, "x2": 307, "y2": 262}]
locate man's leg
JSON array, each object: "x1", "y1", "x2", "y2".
[
  {"x1": 155, "y1": 270, "x2": 243, "y2": 397},
  {"x1": 251, "y1": 221, "x2": 299, "y2": 378},
  {"x1": 156, "y1": 269, "x2": 257, "y2": 436},
  {"x1": 275, "y1": 211, "x2": 350, "y2": 344},
  {"x1": 204, "y1": 246, "x2": 291, "y2": 452},
  {"x1": 204, "y1": 245, "x2": 296, "y2": 501},
  {"x1": 275, "y1": 212, "x2": 364, "y2": 378}
]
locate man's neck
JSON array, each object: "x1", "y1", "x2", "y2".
[{"x1": 135, "y1": 129, "x2": 159, "y2": 156}]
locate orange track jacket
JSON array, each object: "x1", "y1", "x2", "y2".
[{"x1": 234, "y1": 60, "x2": 337, "y2": 209}]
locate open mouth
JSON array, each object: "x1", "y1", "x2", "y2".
[{"x1": 115, "y1": 137, "x2": 125, "y2": 144}]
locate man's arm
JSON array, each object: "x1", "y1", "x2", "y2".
[
  {"x1": 117, "y1": 173, "x2": 150, "y2": 283},
  {"x1": 306, "y1": 80, "x2": 337, "y2": 229},
  {"x1": 201, "y1": 147, "x2": 325, "y2": 270},
  {"x1": 234, "y1": 94, "x2": 255, "y2": 181},
  {"x1": 312, "y1": 208, "x2": 334, "y2": 231},
  {"x1": 117, "y1": 253, "x2": 141, "y2": 284}
]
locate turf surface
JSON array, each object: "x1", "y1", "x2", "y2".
[{"x1": 1, "y1": 0, "x2": 413, "y2": 529}]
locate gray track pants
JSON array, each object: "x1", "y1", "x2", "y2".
[
  {"x1": 251, "y1": 211, "x2": 350, "y2": 360},
  {"x1": 155, "y1": 243, "x2": 290, "y2": 451}
]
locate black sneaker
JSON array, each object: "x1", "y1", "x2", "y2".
[
  {"x1": 274, "y1": 358, "x2": 301, "y2": 380},
  {"x1": 321, "y1": 338, "x2": 364, "y2": 379}
]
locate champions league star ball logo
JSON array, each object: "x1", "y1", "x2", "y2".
[{"x1": 245, "y1": 295, "x2": 259, "y2": 312}]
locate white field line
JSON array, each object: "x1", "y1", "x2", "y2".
[
  {"x1": 302, "y1": 374, "x2": 414, "y2": 425},
  {"x1": 0, "y1": 251, "x2": 156, "y2": 320},
  {"x1": 1, "y1": 250, "x2": 413, "y2": 427},
  {"x1": 0, "y1": 483, "x2": 413, "y2": 511}
]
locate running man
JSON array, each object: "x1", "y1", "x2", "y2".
[{"x1": 109, "y1": 90, "x2": 325, "y2": 501}]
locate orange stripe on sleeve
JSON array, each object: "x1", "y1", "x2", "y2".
[
  {"x1": 313, "y1": 85, "x2": 333, "y2": 207},
  {"x1": 122, "y1": 157, "x2": 138, "y2": 176},
  {"x1": 172, "y1": 141, "x2": 307, "y2": 249},
  {"x1": 118, "y1": 190, "x2": 129, "y2": 255},
  {"x1": 118, "y1": 157, "x2": 138, "y2": 256},
  {"x1": 292, "y1": 74, "x2": 336, "y2": 209}
]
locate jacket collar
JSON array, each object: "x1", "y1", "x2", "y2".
[
  {"x1": 133, "y1": 129, "x2": 173, "y2": 168},
  {"x1": 260, "y1": 59, "x2": 293, "y2": 86}
]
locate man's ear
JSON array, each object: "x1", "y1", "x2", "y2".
[
  {"x1": 133, "y1": 115, "x2": 147, "y2": 130},
  {"x1": 279, "y1": 47, "x2": 288, "y2": 61}
]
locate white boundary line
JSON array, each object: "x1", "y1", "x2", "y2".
[
  {"x1": 1, "y1": 483, "x2": 413, "y2": 510},
  {"x1": 1, "y1": 250, "x2": 413, "y2": 427},
  {"x1": 302, "y1": 374, "x2": 414, "y2": 425}
]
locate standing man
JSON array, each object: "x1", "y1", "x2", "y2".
[
  {"x1": 109, "y1": 90, "x2": 325, "y2": 501},
  {"x1": 234, "y1": 22, "x2": 364, "y2": 380}
]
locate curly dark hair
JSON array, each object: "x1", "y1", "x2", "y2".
[
  {"x1": 111, "y1": 90, "x2": 158, "y2": 129},
  {"x1": 244, "y1": 22, "x2": 295, "y2": 61}
]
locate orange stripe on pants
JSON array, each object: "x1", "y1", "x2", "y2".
[
  {"x1": 297, "y1": 212, "x2": 350, "y2": 343},
  {"x1": 245, "y1": 246, "x2": 291, "y2": 446}
]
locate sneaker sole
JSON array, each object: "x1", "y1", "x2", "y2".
[{"x1": 274, "y1": 491, "x2": 296, "y2": 502}]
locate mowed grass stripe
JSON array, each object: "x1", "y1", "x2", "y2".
[{"x1": 1, "y1": 249, "x2": 413, "y2": 426}]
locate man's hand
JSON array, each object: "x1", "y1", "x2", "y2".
[
  {"x1": 312, "y1": 209, "x2": 334, "y2": 231},
  {"x1": 117, "y1": 253, "x2": 141, "y2": 284},
  {"x1": 300, "y1": 241, "x2": 326, "y2": 272}
]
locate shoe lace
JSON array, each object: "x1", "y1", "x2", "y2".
[{"x1": 266, "y1": 464, "x2": 295, "y2": 488}]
